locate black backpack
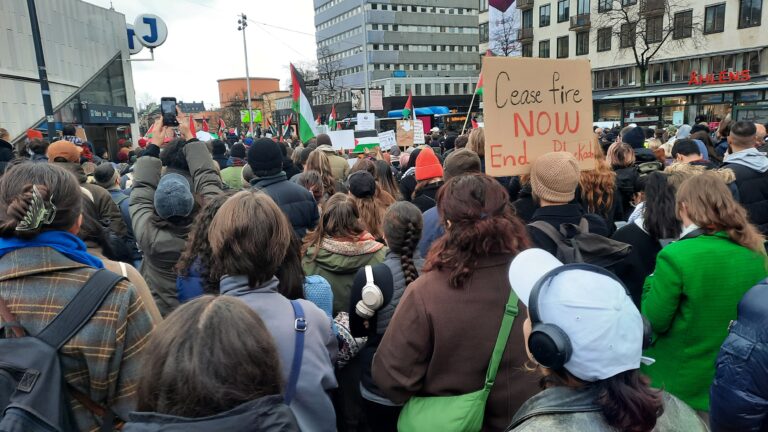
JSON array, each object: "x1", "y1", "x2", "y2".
[
  {"x1": 529, "y1": 219, "x2": 632, "y2": 268},
  {"x1": 0, "y1": 269, "x2": 124, "y2": 432}
]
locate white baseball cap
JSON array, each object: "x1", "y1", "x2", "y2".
[{"x1": 508, "y1": 249, "x2": 652, "y2": 382}]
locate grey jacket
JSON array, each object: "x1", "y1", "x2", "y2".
[
  {"x1": 220, "y1": 276, "x2": 338, "y2": 432},
  {"x1": 130, "y1": 141, "x2": 222, "y2": 316},
  {"x1": 376, "y1": 251, "x2": 423, "y2": 334},
  {"x1": 507, "y1": 385, "x2": 708, "y2": 432}
]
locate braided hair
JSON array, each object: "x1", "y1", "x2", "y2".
[{"x1": 382, "y1": 202, "x2": 423, "y2": 285}]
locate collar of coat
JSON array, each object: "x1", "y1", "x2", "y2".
[{"x1": 0, "y1": 247, "x2": 86, "y2": 282}]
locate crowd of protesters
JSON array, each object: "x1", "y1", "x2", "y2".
[{"x1": 0, "y1": 111, "x2": 766, "y2": 432}]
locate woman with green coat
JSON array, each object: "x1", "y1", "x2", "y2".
[{"x1": 642, "y1": 172, "x2": 767, "y2": 415}]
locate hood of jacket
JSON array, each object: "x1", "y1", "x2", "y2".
[
  {"x1": 307, "y1": 236, "x2": 386, "y2": 273},
  {"x1": 665, "y1": 162, "x2": 736, "y2": 184},
  {"x1": 124, "y1": 395, "x2": 298, "y2": 432},
  {"x1": 724, "y1": 148, "x2": 768, "y2": 173},
  {"x1": 733, "y1": 279, "x2": 768, "y2": 340}
]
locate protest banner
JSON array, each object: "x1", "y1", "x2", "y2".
[
  {"x1": 413, "y1": 120, "x2": 425, "y2": 145},
  {"x1": 378, "y1": 130, "x2": 397, "y2": 151},
  {"x1": 356, "y1": 113, "x2": 375, "y2": 131},
  {"x1": 482, "y1": 57, "x2": 595, "y2": 176},
  {"x1": 396, "y1": 120, "x2": 414, "y2": 147},
  {"x1": 327, "y1": 130, "x2": 356, "y2": 150}
]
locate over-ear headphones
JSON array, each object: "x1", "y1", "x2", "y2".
[
  {"x1": 355, "y1": 266, "x2": 383, "y2": 319},
  {"x1": 527, "y1": 263, "x2": 653, "y2": 371}
]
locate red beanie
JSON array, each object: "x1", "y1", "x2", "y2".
[
  {"x1": 26, "y1": 129, "x2": 43, "y2": 140},
  {"x1": 138, "y1": 138, "x2": 148, "y2": 148},
  {"x1": 415, "y1": 147, "x2": 443, "y2": 181}
]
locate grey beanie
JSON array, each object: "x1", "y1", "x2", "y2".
[{"x1": 155, "y1": 173, "x2": 194, "y2": 219}]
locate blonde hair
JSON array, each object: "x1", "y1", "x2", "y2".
[
  {"x1": 305, "y1": 150, "x2": 336, "y2": 195},
  {"x1": 677, "y1": 171, "x2": 766, "y2": 255},
  {"x1": 606, "y1": 142, "x2": 635, "y2": 168},
  {"x1": 467, "y1": 128, "x2": 485, "y2": 157}
]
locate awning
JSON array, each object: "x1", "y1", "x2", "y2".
[{"x1": 594, "y1": 79, "x2": 768, "y2": 101}]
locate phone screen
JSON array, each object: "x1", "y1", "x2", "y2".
[
  {"x1": 161, "y1": 98, "x2": 178, "y2": 126},
  {"x1": 161, "y1": 100, "x2": 176, "y2": 115}
]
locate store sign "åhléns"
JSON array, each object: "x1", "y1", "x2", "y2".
[{"x1": 688, "y1": 70, "x2": 751, "y2": 86}]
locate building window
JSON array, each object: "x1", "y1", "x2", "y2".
[
  {"x1": 620, "y1": 23, "x2": 635, "y2": 47},
  {"x1": 647, "y1": 16, "x2": 663, "y2": 43},
  {"x1": 705, "y1": 4, "x2": 726, "y2": 34},
  {"x1": 576, "y1": 31, "x2": 589, "y2": 55},
  {"x1": 558, "y1": 0, "x2": 569, "y2": 22},
  {"x1": 480, "y1": 0, "x2": 489, "y2": 12},
  {"x1": 739, "y1": 0, "x2": 762, "y2": 28},
  {"x1": 522, "y1": 9, "x2": 533, "y2": 28},
  {"x1": 480, "y1": 22, "x2": 489, "y2": 43},
  {"x1": 673, "y1": 10, "x2": 693, "y2": 39},
  {"x1": 597, "y1": 27, "x2": 611, "y2": 51},
  {"x1": 557, "y1": 35, "x2": 569, "y2": 58},
  {"x1": 577, "y1": 0, "x2": 590, "y2": 15},
  {"x1": 522, "y1": 43, "x2": 533, "y2": 57},
  {"x1": 621, "y1": 0, "x2": 637, "y2": 5},
  {"x1": 540, "y1": 4, "x2": 551, "y2": 27},
  {"x1": 539, "y1": 40, "x2": 550, "y2": 57},
  {"x1": 598, "y1": 0, "x2": 612, "y2": 12}
]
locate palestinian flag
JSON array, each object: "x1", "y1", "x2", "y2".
[
  {"x1": 476, "y1": 50, "x2": 493, "y2": 95},
  {"x1": 328, "y1": 105, "x2": 337, "y2": 130},
  {"x1": 353, "y1": 130, "x2": 379, "y2": 153},
  {"x1": 267, "y1": 119, "x2": 277, "y2": 136},
  {"x1": 202, "y1": 119, "x2": 210, "y2": 132},
  {"x1": 281, "y1": 113, "x2": 293, "y2": 142},
  {"x1": 144, "y1": 122, "x2": 155, "y2": 139},
  {"x1": 290, "y1": 63, "x2": 318, "y2": 143},
  {"x1": 189, "y1": 116, "x2": 197, "y2": 135},
  {"x1": 402, "y1": 92, "x2": 413, "y2": 120},
  {"x1": 219, "y1": 118, "x2": 226, "y2": 133}
]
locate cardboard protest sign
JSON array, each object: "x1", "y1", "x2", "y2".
[
  {"x1": 413, "y1": 120, "x2": 425, "y2": 145},
  {"x1": 327, "y1": 130, "x2": 356, "y2": 150},
  {"x1": 378, "y1": 130, "x2": 397, "y2": 151},
  {"x1": 482, "y1": 57, "x2": 595, "y2": 176},
  {"x1": 396, "y1": 120, "x2": 414, "y2": 147}
]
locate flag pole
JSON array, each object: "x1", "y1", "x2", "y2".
[{"x1": 461, "y1": 89, "x2": 478, "y2": 135}]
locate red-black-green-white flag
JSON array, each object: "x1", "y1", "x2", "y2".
[
  {"x1": 402, "y1": 91, "x2": 413, "y2": 120},
  {"x1": 475, "y1": 50, "x2": 494, "y2": 95},
  {"x1": 328, "y1": 105, "x2": 337, "y2": 130},
  {"x1": 290, "y1": 63, "x2": 318, "y2": 143}
]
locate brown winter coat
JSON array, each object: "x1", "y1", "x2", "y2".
[{"x1": 373, "y1": 253, "x2": 540, "y2": 431}]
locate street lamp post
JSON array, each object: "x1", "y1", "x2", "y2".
[
  {"x1": 26, "y1": 0, "x2": 55, "y2": 140},
  {"x1": 360, "y1": 0, "x2": 370, "y2": 112},
  {"x1": 238, "y1": 13, "x2": 254, "y2": 136}
]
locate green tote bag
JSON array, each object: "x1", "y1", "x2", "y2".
[{"x1": 396, "y1": 289, "x2": 519, "y2": 432}]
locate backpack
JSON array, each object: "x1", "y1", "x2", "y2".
[
  {"x1": 529, "y1": 219, "x2": 632, "y2": 268},
  {"x1": 0, "y1": 269, "x2": 124, "y2": 432},
  {"x1": 637, "y1": 160, "x2": 663, "y2": 177}
]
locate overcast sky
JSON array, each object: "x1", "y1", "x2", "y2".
[{"x1": 88, "y1": 0, "x2": 317, "y2": 109}]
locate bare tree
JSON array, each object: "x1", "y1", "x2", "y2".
[
  {"x1": 490, "y1": 14, "x2": 520, "y2": 57},
  {"x1": 220, "y1": 91, "x2": 247, "y2": 132},
  {"x1": 595, "y1": 0, "x2": 700, "y2": 89},
  {"x1": 316, "y1": 46, "x2": 346, "y2": 104}
]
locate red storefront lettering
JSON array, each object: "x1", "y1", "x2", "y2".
[{"x1": 688, "y1": 69, "x2": 751, "y2": 86}]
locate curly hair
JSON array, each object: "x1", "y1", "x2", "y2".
[
  {"x1": 383, "y1": 202, "x2": 423, "y2": 285},
  {"x1": 579, "y1": 146, "x2": 616, "y2": 220},
  {"x1": 425, "y1": 174, "x2": 530, "y2": 288},
  {"x1": 176, "y1": 192, "x2": 232, "y2": 293}
]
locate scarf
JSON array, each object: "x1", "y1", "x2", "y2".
[
  {"x1": 321, "y1": 232, "x2": 384, "y2": 256},
  {"x1": 0, "y1": 231, "x2": 104, "y2": 268}
]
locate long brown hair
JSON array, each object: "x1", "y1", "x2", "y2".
[
  {"x1": 374, "y1": 159, "x2": 400, "y2": 200},
  {"x1": 303, "y1": 193, "x2": 366, "y2": 261},
  {"x1": 305, "y1": 150, "x2": 336, "y2": 195},
  {"x1": 350, "y1": 192, "x2": 389, "y2": 241},
  {"x1": 383, "y1": 202, "x2": 423, "y2": 285},
  {"x1": 579, "y1": 145, "x2": 616, "y2": 219},
  {"x1": 676, "y1": 171, "x2": 766, "y2": 254},
  {"x1": 425, "y1": 174, "x2": 529, "y2": 288},
  {"x1": 136, "y1": 295, "x2": 283, "y2": 417},
  {"x1": 209, "y1": 191, "x2": 293, "y2": 287},
  {"x1": 467, "y1": 127, "x2": 485, "y2": 157}
]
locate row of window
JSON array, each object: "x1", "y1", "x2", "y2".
[
  {"x1": 337, "y1": 65, "x2": 363, "y2": 77},
  {"x1": 373, "y1": 63, "x2": 478, "y2": 72},
  {"x1": 367, "y1": 3, "x2": 477, "y2": 15},
  {"x1": 318, "y1": 26, "x2": 361, "y2": 49},
  {"x1": 392, "y1": 82, "x2": 473, "y2": 97},
  {"x1": 323, "y1": 46, "x2": 363, "y2": 62},
  {"x1": 369, "y1": 23, "x2": 479, "y2": 34},
  {"x1": 317, "y1": 6, "x2": 361, "y2": 31},
  {"x1": 703, "y1": 1, "x2": 762, "y2": 33},
  {"x1": 370, "y1": 44, "x2": 478, "y2": 53},
  {"x1": 314, "y1": 0, "x2": 345, "y2": 14}
]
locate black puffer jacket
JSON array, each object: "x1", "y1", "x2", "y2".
[
  {"x1": 251, "y1": 172, "x2": 319, "y2": 239},
  {"x1": 123, "y1": 396, "x2": 299, "y2": 432},
  {"x1": 722, "y1": 162, "x2": 768, "y2": 235},
  {"x1": 710, "y1": 279, "x2": 768, "y2": 432}
]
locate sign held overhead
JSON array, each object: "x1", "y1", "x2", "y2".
[{"x1": 482, "y1": 57, "x2": 595, "y2": 176}]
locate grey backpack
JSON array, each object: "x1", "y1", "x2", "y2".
[
  {"x1": 529, "y1": 219, "x2": 632, "y2": 268},
  {"x1": 0, "y1": 269, "x2": 123, "y2": 432}
]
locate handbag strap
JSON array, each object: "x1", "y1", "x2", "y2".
[
  {"x1": 483, "y1": 287, "x2": 519, "y2": 390},
  {"x1": 284, "y1": 300, "x2": 306, "y2": 405}
]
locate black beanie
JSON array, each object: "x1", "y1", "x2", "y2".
[
  {"x1": 247, "y1": 138, "x2": 283, "y2": 173},
  {"x1": 623, "y1": 127, "x2": 646, "y2": 149},
  {"x1": 348, "y1": 171, "x2": 376, "y2": 198},
  {"x1": 230, "y1": 143, "x2": 246, "y2": 159}
]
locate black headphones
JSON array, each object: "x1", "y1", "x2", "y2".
[{"x1": 527, "y1": 263, "x2": 653, "y2": 370}]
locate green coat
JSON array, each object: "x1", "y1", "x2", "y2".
[
  {"x1": 642, "y1": 232, "x2": 767, "y2": 411},
  {"x1": 220, "y1": 165, "x2": 244, "y2": 190},
  {"x1": 302, "y1": 244, "x2": 387, "y2": 314}
]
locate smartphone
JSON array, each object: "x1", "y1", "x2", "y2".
[{"x1": 160, "y1": 97, "x2": 179, "y2": 127}]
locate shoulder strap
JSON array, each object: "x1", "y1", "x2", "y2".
[
  {"x1": 284, "y1": 300, "x2": 306, "y2": 405},
  {"x1": 578, "y1": 218, "x2": 590, "y2": 233},
  {"x1": 0, "y1": 296, "x2": 25, "y2": 338},
  {"x1": 37, "y1": 269, "x2": 124, "y2": 349},
  {"x1": 484, "y1": 288, "x2": 519, "y2": 389}
]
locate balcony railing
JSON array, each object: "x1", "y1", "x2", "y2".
[
  {"x1": 517, "y1": 27, "x2": 534, "y2": 42},
  {"x1": 569, "y1": 14, "x2": 591, "y2": 30},
  {"x1": 516, "y1": 0, "x2": 534, "y2": 10},
  {"x1": 640, "y1": 0, "x2": 665, "y2": 16}
]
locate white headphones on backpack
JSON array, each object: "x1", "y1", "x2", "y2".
[{"x1": 355, "y1": 265, "x2": 383, "y2": 319}]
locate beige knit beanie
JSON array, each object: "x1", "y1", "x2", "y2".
[{"x1": 530, "y1": 152, "x2": 580, "y2": 203}]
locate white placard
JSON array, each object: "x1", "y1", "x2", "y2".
[
  {"x1": 316, "y1": 125, "x2": 329, "y2": 135},
  {"x1": 327, "y1": 130, "x2": 356, "y2": 150},
  {"x1": 378, "y1": 130, "x2": 397, "y2": 151},
  {"x1": 413, "y1": 120, "x2": 425, "y2": 145},
  {"x1": 356, "y1": 113, "x2": 375, "y2": 131}
]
